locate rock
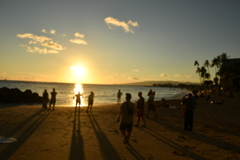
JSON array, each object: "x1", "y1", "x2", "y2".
[{"x1": 0, "y1": 87, "x2": 42, "y2": 103}]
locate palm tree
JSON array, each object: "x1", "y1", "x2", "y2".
[
  {"x1": 200, "y1": 66, "x2": 207, "y2": 82},
  {"x1": 196, "y1": 67, "x2": 202, "y2": 84},
  {"x1": 194, "y1": 60, "x2": 199, "y2": 67},
  {"x1": 211, "y1": 56, "x2": 221, "y2": 78},
  {"x1": 204, "y1": 60, "x2": 211, "y2": 75}
]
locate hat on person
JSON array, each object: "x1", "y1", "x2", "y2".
[{"x1": 126, "y1": 93, "x2": 132, "y2": 99}]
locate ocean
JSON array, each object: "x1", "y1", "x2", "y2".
[{"x1": 0, "y1": 80, "x2": 189, "y2": 106}]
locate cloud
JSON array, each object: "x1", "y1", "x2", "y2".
[
  {"x1": 75, "y1": 32, "x2": 85, "y2": 38},
  {"x1": 174, "y1": 74, "x2": 181, "y2": 77},
  {"x1": 50, "y1": 29, "x2": 56, "y2": 34},
  {"x1": 115, "y1": 74, "x2": 126, "y2": 77},
  {"x1": 17, "y1": 33, "x2": 52, "y2": 42},
  {"x1": 26, "y1": 46, "x2": 59, "y2": 54},
  {"x1": 160, "y1": 73, "x2": 168, "y2": 77},
  {"x1": 29, "y1": 40, "x2": 37, "y2": 44},
  {"x1": 132, "y1": 69, "x2": 139, "y2": 72},
  {"x1": 17, "y1": 33, "x2": 64, "y2": 54},
  {"x1": 104, "y1": 17, "x2": 139, "y2": 33},
  {"x1": 185, "y1": 75, "x2": 193, "y2": 78},
  {"x1": 41, "y1": 29, "x2": 47, "y2": 33},
  {"x1": 42, "y1": 41, "x2": 63, "y2": 50},
  {"x1": 69, "y1": 39, "x2": 87, "y2": 45}
]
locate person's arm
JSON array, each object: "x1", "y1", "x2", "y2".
[{"x1": 117, "y1": 110, "x2": 123, "y2": 122}]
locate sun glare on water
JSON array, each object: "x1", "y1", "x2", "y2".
[{"x1": 72, "y1": 83, "x2": 86, "y2": 106}]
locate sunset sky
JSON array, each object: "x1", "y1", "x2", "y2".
[{"x1": 0, "y1": 0, "x2": 240, "y2": 84}]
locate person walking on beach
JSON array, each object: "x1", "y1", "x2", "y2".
[
  {"x1": 49, "y1": 88, "x2": 57, "y2": 110},
  {"x1": 42, "y1": 89, "x2": 49, "y2": 110},
  {"x1": 117, "y1": 90, "x2": 123, "y2": 104},
  {"x1": 146, "y1": 91, "x2": 158, "y2": 118},
  {"x1": 117, "y1": 93, "x2": 135, "y2": 144},
  {"x1": 135, "y1": 92, "x2": 146, "y2": 127},
  {"x1": 183, "y1": 93, "x2": 196, "y2": 131},
  {"x1": 74, "y1": 91, "x2": 82, "y2": 107},
  {"x1": 86, "y1": 91, "x2": 94, "y2": 112}
]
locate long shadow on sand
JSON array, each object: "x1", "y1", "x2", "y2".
[
  {"x1": 138, "y1": 125, "x2": 208, "y2": 160},
  {"x1": 0, "y1": 109, "x2": 51, "y2": 160},
  {"x1": 125, "y1": 143, "x2": 146, "y2": 160},
  {"x1": 69, "y1": 107, "x2": 84, "y2": 160},
  {"x1": 147, "y1": 117, "x2": 240, "y2": 154},
  {"x1": 87, "y1": 111, "x2": 121, "y2": 160}
]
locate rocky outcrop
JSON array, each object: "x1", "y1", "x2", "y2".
[{"x1": 0, "y1": 87, "x2": 42, "y2": 103}]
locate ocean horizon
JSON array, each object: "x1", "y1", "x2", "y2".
[{"x1": 0, "y1": 80, "x2": 189, "y2": 107}]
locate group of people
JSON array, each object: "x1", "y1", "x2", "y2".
[
  {"x1": 117, "y1": 89, "x2": 157, "y2": 144},
  {"x1": 42, "y1": 88, "x2": 196, "y2": 144},
  {"x1": 73, "y1": 91, "x2": 94, "y2": 112},
  {"x1": 42, "y1": 88, "x2": 57, "y2": 110},
  {"x1": 42, "y1": 89, "x2": 95, "y2": 112},
  {"x1": 117, "y1": 89, "x2": 197, "y2": 144}
]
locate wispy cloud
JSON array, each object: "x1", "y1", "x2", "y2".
[
  {"x1": 50, "y1": 29, "x2": 56, "y2": 34},
  {"x1": 74, "y1": 32, "x2": 85, "y2": 38},
  {"x1": 104, "y1": 17, "x2": 139, "y2": 33},
  {"x1": 160, "y1": 73, "x2": 168, "y2": 77},
  {"x1": 42, "y1": 41, "x2": 63, "y2": 50},
  {"x1": 132, "y1": 69, "x2": 139, "y2": 72},
  {"x1": 17, "y1": 33, "x2": 52, "y2": 42},
  {"x1": 17, "y1": 33, "x2": 64, "y2": 54},
  {"x1": 173, "y1": 74, "x2": 181, "y2": 77},
  {"x1": 115, "y1": 74, "x2": 126, "y2": 77},
  {"x1": 41, "y1": 29, "x2": 47, "y2": 33},
  {"x1": 26, "y1": 47, "x2": 59, "y2": 54},
  {"x1": 185, "y1": 75, "x2": 193, "y2": 78},
  {"x1": 69, "y1": 39, "x2": 87, "y2": 45}
]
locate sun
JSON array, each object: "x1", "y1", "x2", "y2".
[{"x1": 71, "y1": 66, "x2": 85, "y2": 76}]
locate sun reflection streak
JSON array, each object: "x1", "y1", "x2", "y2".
[{"x1": 72, "y1": 83, "x2": 86, "y2": 106}]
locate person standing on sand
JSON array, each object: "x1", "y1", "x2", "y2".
[
  {"x1": 86, "y1": 91, "x2": 94, "y2": 112},
  {"x1": 135, "y1": 92, "x2": 146, "y2": 127},
  {"x1": 42, "y1": 89, "x2": 49, "y2": 110},
  {"x1": 147, "y1": 89, "x2": 152, "y2": 97},
  {"x1": 117, "y1": 89, "x2": 123, "y2": 104},
  {"x1": 74, "y1": 91, "x2": 82, "y2": 107},
  {"x1": 184, "y1": 93, "x2": 196, "y2": 131},
  {"x1": 146, "y1": 91, "x2": 158, "y2": 118},
  {"x1": 49, "y1": 88, "x2": 57, "y2": 110},
  {"x1": 117, "y1": 93, "x2": 135, "y2": 144}
]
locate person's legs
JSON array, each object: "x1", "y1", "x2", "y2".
[
  {"x1": 141, "y1": 117, "x2": 146, "y2": 126},
  {"x1": 52, "y1": 102, "x2": 55, "y2": 110},
  {"x1": 49, "y1": 102, "x2": 51, "y2": 110},
  {"x1": 184, "y1": 110, "x2": 190, "y2": 130},
  {"x1": 189, "y1": 110, "x2": 193, "y2": 131}
]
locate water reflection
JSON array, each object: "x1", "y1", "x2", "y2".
[{"x1": 72, "y1": 83, "x2": 86, "y2": 106}]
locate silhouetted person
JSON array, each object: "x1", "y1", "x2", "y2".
[
  {"x1": 117, "y1": 93, "x2": 135, "y2": 144},
  {"x1": 86, "y1": 91, "x2": 94, "y2": 112},
  {"x1": 160, "y1": 98, "x2": 169, "y2": 108},
  {"x1": 135, "y1": 92, "x2": 146, "y2": 127},
  {"x1": 74, "y1": 91, "x2": 82, "y2": 107},
  {"x1": 117, "y1": 89, "x2": 123, "y2": 104},
  {"x1": 147, "y1": 89, "x2": 152, "y2": 97},
  {"x1": 146, "y1": 91, "x2": 157, "y2": 118},
  {"x1": 49, "y1": 88, "x2": 57, "y2": 110},
  {"x1": 184, "y1": 93, "x2": 196, "y2": 131},
  {"x1": 42, "y1": 89, "x2": 49, "y2": 110}
]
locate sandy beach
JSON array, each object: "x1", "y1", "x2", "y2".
[{"x1": 0, "y1": 94, "x2": 240, "y2": 160}]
